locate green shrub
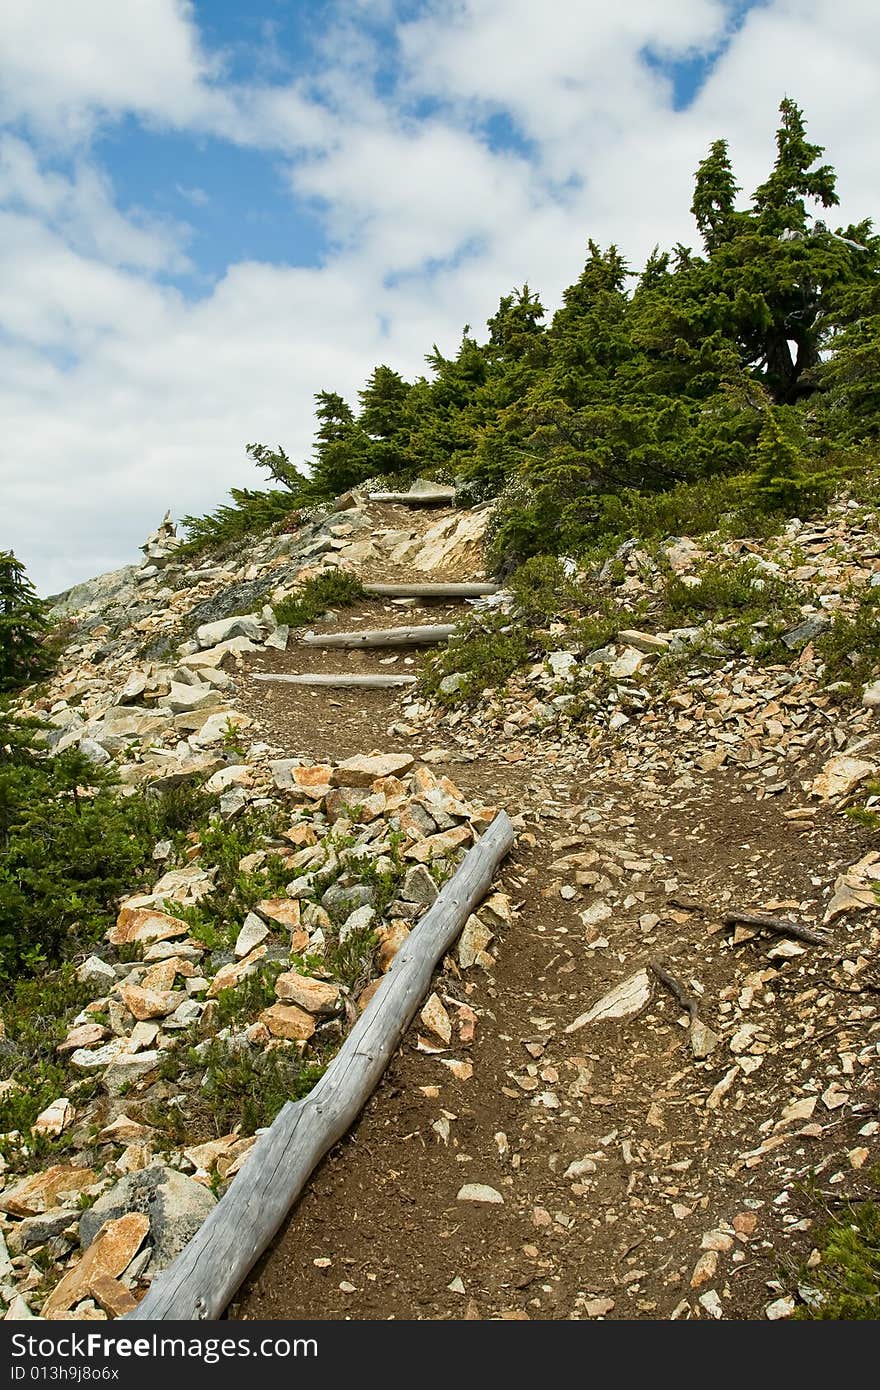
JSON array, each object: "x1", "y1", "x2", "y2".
[
  {"x1": 0, "y1": 551, "x2": 53, "y2": 694},
  {"x1": 817, "y1": 587, "x2": 880, "y2": 692},
  {"x1": 179, "y1": 488, "x2": 302, "y2": 558},
  {"x1": 420, "y1": 614, "x2": 534, "y2": 704},
  {"x1": 794, "y1": 1192, "x2": 880, "y2": 1320},
  {"x1": 662, "y1": 557, "x2": 796, "y2": 624},
  {"x1": 273, "y1": 571, "x2": 365, "y2": 628}
]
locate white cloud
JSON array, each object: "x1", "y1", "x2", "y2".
[{"x1": 1, "y1": 0, "x2": 879, "y2": 596}]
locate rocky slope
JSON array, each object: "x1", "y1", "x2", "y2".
[{"x1": 2, "y1": 488, "x2": 879, "y2": 1321}]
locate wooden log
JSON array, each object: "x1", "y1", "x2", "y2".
[
  {"x1": 301, "y1": 623, "x2": 456, "y2": 649},
  {"x1": 125, "y1": 810, "x2": 515, "y2": 1321},
  {"x1": 364, "y1": 582, "x2": 499, "y2": 599},
  {"x1": 250, "y1": 673, "x2": 417, "y2": 689},
  {"x1": 367, "y1": 490, "x2": 455, "y2": 505}
]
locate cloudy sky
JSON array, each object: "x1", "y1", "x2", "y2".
[{"x1": 2, "y1": 1, "x2": 878, "y2": 596}]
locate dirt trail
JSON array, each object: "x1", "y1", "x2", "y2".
[{"x1": 230, "y1": 504, "x2": 878, "y2": 1322}]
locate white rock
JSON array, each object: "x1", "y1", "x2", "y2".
[
  {"x1": 195, "y1": 615, "x2": 262, "y2": 649},
  {"x1": 234, "y1": 913, "x2": 270, "y2": 959},
  {"x1": 457, "y1": 1184, "x2": 504, "y2": 1204},
  {"x1": 565, "y1": 970, "x2": 651, "y2": 1033}
]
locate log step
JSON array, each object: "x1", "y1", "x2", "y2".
[
  {"x1": 363, "y1": 582, "x2": 499, "y2": 599},
  {"x1": 301, "y1": 623, "x2": 456, "y2": 649},
  {"x1": 366, "y1": 490, "x2": 455, "y2": 506},
  {"x1": 250, "y1": 673, "x2": 417, "y2": 689}
]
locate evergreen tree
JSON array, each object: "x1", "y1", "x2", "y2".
[
  {"x1": 691, "y1": 139, "x2": 741, "y2": 252},
  {"x1": 357, "y1": 366, "x2": 412, "y2": 477},
  {"x1": 0, "y1": 552, "x2": 51, "y2": 694}
]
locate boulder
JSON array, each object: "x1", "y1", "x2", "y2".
[
  {"x1": 79, "y1": 1165, "x2": 216, "y2": 1272},
  {"x1": 195, "y1": 615, "x2": 262, "y2": 649},
  {"x1": 331, "y1": 753, "x2": 415, "y2": 787}
]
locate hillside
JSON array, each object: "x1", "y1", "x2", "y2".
[
  {"x1": 1, "y1": 96, "x2": 879, "y2": 1323},
  {"x1": 0, "y1": 474, "x2": 878, "y2": 1321}
]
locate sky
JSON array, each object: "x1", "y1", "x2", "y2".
[{"x1": 2, "y1": 1, "x2": 879, "y2": 596}]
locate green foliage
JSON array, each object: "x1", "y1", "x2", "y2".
[
  {"x1": 751, "y1": 411, "x2": 835, "y2": 516},
  {"x1": 420, "y1": 614, "x2": 533, "y2": 705},
  {"x1": 179, "y1": 487, "x2": 301, "y2": 558},
  {"x1": 172, "y1": 1038, "x2": 324, "y2": 1139},
  {"x1": 215, "y1": 962, "x2": 285, "y2": 1029},
  {"x1": 816, "y1": 587, "x2": 880, "y2": 692},
  {"x1": 662, "y1": 557, "x2": 795, "y2": 624},
  {"x1": 0, "y1": 551, "x2": 53, "y2": 693},
  {"x1": 794, "y1": 1189, "x2": 880, "y2": 1320},
  {"x1": 324, "y1": 925, "x2": 378, "y2": 994},
  {"x1": 0, "y1": 715, "x2": 217, "y2": 978},
  {"x1": 508, "y1": 555, "x2": 589, "y2": 623},
  {"x1": 273, "y1": 571, "x2": 365, "y2": 628}
]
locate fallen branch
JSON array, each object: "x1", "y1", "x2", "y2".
[
  {"x1": 125, "y1": 810, "x2": 515, "y2": 1321},
  {"x1": 650, "y1": 960, "x2": 699, "y2": 1020},
  {"x1": 722, "y1": 909, "x2": 829, "y2": 946}
]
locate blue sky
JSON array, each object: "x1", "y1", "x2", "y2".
[{"x1": 1, "y1": 0, "x2": 878, "y2": 594}]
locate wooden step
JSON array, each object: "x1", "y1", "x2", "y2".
[
  {"x1": 363, "y1": 582, "x2": 499, "y2": 599},
  {"x1": 250, "y1": 673, "x2": 417, "y2": 689},
  {"x1": 301, "y1": 623, "x2": 456, "y2": 649},
  {"x1": 366, "y1": 489, "x2": 455, "y2": 506}
]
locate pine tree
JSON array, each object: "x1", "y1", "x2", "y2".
[
  {"x1": 691, "y1": 139, "x2": 741, "y2": 252},
  {"x1": 0, "y1": 551, "x2": 51, "y2": 694}
]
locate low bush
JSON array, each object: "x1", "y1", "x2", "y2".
[
  {"x1": 273, "y1": 571, "x2": 365, "y2": 628},
  {"x1": 816, "y1": 587, "x2": 880, "y2": 693}
]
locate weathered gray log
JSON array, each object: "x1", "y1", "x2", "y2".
[
  {"x1": 367, "y1": 490, "x2": 455, "y2": 505},
  {"x1": 301, "y1": 623, "x2": 456, "y2": 649},
  {"x1": 250, "y1": 672, "x2": 417, "y2": 689},
  {"x1": 364, "y1": 582, "x2": 499, "y2": 599},
  {"x1": 125, "y1": 809, "x2": 515, "y2": 1321}
]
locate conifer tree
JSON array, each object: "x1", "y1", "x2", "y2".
[{"x1": 0, "y1": 551, "x2": 51, "y2": 694}]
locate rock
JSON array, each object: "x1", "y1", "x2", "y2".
[
  {"x1": 70, "y1": 1039, "x2": 128, "y2": 1071},
  {"x1": 322, "y1": 882, "x2": 375, "y2": 920},
  {"x1": 259, "y1": 1002, "x2": 316, "y2": 1041},
  {"x1": 565, "y1": 970, "x2": 652, "y2": 1032},
  {"x1": 689, "y1": 1019, "x2": 721, "y2": 1059},
  {"x1": 547, "y1": 651, "x2": 577, "y2": 680},
  {"x1": 104, "y1": 1050, "x2": 163, "y2": 1096},
  {"x1": 234, "y1": 912, "x2": 270, "y2": 958},
  {"x1": 401, "y1": 864, "x2": 439, "y2": 907},
  {"x1": 810, "y1": 755, "x2": 875, "y2": 801},
  {"x1": 765, "y1": 1295, "x2": 796, "y2": 1320},
  {"x1": 457, "y1": 1184, "x2": 504, "y2": 1204},
  {"x1": 79, "y1": 1165, "x2": 216, "y2": 1272},
  {"x1": 4, "y1": 1295, "x2": 38, "y2": 1319},
  {"x1": 255, "y1": 898, "x2": 302, "y2": 931},
  {"x1": 195, "y1": 615, "x2": 262, "y2": 649},
  {"x1": 162, "y1": 681, "x2": 217, "y2": 714},
  {"x1": 42, "y1": 1213, "x2": 150, "y2": 1318},
  {"x1": 32, "y1": 1098, "x2": 74, "y2": 1138},
  {"x1": 617, "y1": 629, "x2": 669, "y2": 653},
  {"x1": 274, "y1": 971, "x2": 340, "y2": 1014},
  {"x1": 331, "y1": 753, "x2": 415, "y2": 787},
  {"x1": 117, "y1": 982, "x2": 183, "y2": 1021},
  {"x1": 609, "y1": 646, "x2": 646, "y2": 679},
  {"x1": 76, "y1": 956, "x2": 116, "y2": 989},
  {"x1": 862, "y1": 680, "x2": 880, "y2": 708},
  {"x1": 88, "y1": 1274, "x2": 139, "y2": 1318},
  {"x1": 57, "y1": 1022, "x2": 109, "y2": 1054},
  {"x1": 207, "y1": 944, "x2": 268, "y2": 997},
  {"x1": 781, "y1": 613, "x2": 829, "y2": 649},
  {"x1": 420, "y1": 992, "x2": 452, "y2": 1044},
  {"x1": 0, "y1": 1165, "x2": 98, "y2": 1217},
  {"x1": 690, "y1": 1249, "x2": 718, "y2": 1288},
  {"x1": 439, "y1": 673, "x2": 464, "y2": 695},
  {"x1": 339, "y1": 904, "x2": 376, "y2": 944},
  {"x1": 108, "y1": 907, "x2": 191, "y2": 947},
  {"x1": 458, "y1": 915, "x2": 494, "y2": 969},
  {"x1": 376, "y1": 921, "x2": 410, "y2": 972},
  {"x1": 404, "y1": 825, "x2": 472, "y2": 863},
  {"x1": 7, "y1": 1207, "x2": 77, "y2": 1253},
  {"x1": 191, "y1": 711, "x2": 252, "y2": 748},
  {"x1": 79, "y1": 738, "x2": 112, "y2": 765}
]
